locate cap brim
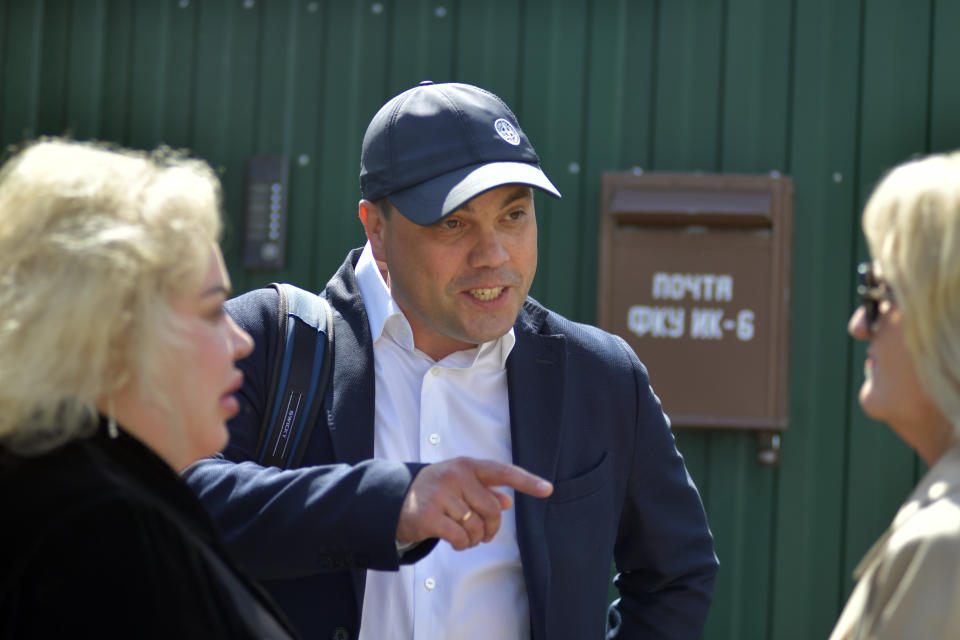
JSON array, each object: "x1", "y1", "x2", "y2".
[{"x1": 387, "y1": 161, "x2": 562, "y2": 226}]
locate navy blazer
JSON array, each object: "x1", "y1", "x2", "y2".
[{"x1": 186, "y1": 249, "x2": 718, "y2": 640}]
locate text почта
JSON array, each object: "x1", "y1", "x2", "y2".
[{"x1": 628, "y1": 271, "x2": 755, "y2": 341}]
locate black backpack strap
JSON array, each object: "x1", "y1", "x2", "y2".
[{"x1": 255, "y1": 283, "x2": 334, "y2": 469}]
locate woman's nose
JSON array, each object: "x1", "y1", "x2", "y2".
[
  {"x1": 230, "y1": 315, "x2": 254, "y2": 360},
  {"x1": 848, "y1": 305, "x2": 870, "y2": 340}
]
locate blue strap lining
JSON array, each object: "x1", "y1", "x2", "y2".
[
  {"x1": 285, "y1": 324, "x2": 327, "y2": 466},
  {"x1": 259, "y1": 317, "x2": 299, "y2": 464}
]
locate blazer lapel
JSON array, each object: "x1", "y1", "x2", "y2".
[
  {"x1": 324, "y1": 250, "x2": 376, "y2": 466},
  {"x1": 327, "y1": 309, "x2": 375, "y2": 465},
  {"x1": 507, "y1": 308, "x2": 567, "y2": 640},
  {"x1": 323, "y1": 249, "x2": 377, "y2": 611}
]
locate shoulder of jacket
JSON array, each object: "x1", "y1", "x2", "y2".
[{"x1": 517, "y1": 299, "x2": 635, "y2": 365}]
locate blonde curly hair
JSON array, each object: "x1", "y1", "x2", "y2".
[
  {"x1": 863, "y1": 150, "x2": 960, "y2": 435},
  {"x1": 0, "y1": 139, "x2": 222, "y2": 453}
]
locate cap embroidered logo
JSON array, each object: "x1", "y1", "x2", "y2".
[{"x1": 494, "y1": 118, "x2": 521, "y2": 146}]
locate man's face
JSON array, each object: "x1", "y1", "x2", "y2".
[{"x1": 367, "y1": 185, "x2": 538, "y2": 360}]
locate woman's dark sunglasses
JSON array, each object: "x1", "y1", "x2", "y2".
[{"x1": 857, "y1": 261, "x2": 895, "y2": 334}]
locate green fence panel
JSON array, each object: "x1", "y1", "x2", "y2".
[
  {"x1": 519, "y1": 0, "x2": 589, "y2": 318},
  {"x1": 253, "y1": 0, "x2": 310, "y2": 288},
  {"x1": 312, "y1": 0, "x2": 388, "y2": 290},
  {"x1": 36, "y1": 1, "x2": 69, "y2": 136},
  {"x1": 127, "y1": 0, "x2": 172, "y2": 149},
  {"x1": 99, "y1": 0, "x2": 135, "y2": 145},
  {"x1": 65, "y1": 1, "x2": 107, "y2": 140},
  {"x1": 2, "y1": 0, "x2": 43, "y2": 142},
  {"x1": 769, "y1": 0, "x2": 863, "y2": 635},
  {"x1": 719, "y1": 0, "x2": 791, "y2": 174},
  {"x1": 387, "y1": 0, "x2": 456, "y2": 92},
  {"x1": 454, "y1": 0, "x2": 522, "y2": 106},
  {"x1": 930, "y1": 0, "x2": 960, "y2": 152},
  {"x1": 578, "y1": 0, "x2": 657, "y2": 322},
  {"x1": 284, "y1": 1, "x2": 328, "y2": 289},
  {"x1": 652, "y1": 0, "x2": 723, "y2": 171}
]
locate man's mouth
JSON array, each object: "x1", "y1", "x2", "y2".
[{"x1": 468, "y1": 286, "x2": 505, "y2": 301}]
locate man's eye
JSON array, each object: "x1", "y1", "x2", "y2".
[
  {"x1": 443, "y1": 219, "x2": 461, "y2": 229},
  {"x1": 508, "y1": 209, "x2": 526, "y2": 220}
]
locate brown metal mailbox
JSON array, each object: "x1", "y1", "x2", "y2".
[{"x1": 596, "y1": 171, "x2": 794, "y2": 430}]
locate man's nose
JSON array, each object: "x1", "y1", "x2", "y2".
[{"x1": 470, "y1": 229, "x2": 510, "y2": 269}]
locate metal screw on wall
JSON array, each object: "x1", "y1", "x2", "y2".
[{"x1": 756, "y1": 432, "x2": 781, "y2": 467}]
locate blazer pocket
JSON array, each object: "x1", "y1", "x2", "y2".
[{"x1": 549, "y1": 452, "x2": 611, "y2": 504}]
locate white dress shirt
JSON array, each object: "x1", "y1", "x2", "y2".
[{"x1": 355, "y1": 243, "x2": 529, "y2": 640}]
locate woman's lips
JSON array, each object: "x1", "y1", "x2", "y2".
[
  {"x1": 220, "y1": 393, "x2": 241, "y2": 417},
  {"x1": 220, "y1": 374, "x2": 244, "y2": 416}
]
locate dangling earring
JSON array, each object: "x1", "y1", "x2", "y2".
[{"x1": 106, "y1": 396, "x2": 118, "y2": 439}]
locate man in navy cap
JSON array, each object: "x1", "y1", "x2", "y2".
[{"x1": 188, "y1": 81, "x2": 717, "y2": 640}]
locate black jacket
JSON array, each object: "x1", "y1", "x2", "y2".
[{"x1": 0, "y1": 419, "x2": 297, "y2": 639}]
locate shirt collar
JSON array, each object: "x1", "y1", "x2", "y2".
[
  {"x1": 355, "y1": 241, "x2": 516, "y2": 368},
  {"x1": 355, "y1": 242, "x2": 403, "y2": 344}
]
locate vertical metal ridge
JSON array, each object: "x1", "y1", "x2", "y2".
[
  {"x1": 837, "y1": 0, "x2": 868, "y2": 608},
  {"x1": 923, "y1": 0, "x2": 936, "y2": 153},
  {"x1": 714, "y1": 0, "x2": 728, "y2": 172},
  {"x1": 647, "y1": 0, "x2": 659, "y2": 169}
]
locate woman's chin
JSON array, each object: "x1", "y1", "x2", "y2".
[
  {"x1": 858, "y1": 383, "x2": 884, "y2": 421},
  {"x1": 209, "y1": 421, "x2": 230, "y2": 454},
  {"x1": 186, "y1": 421, "x2": 230, "y2": 467}
]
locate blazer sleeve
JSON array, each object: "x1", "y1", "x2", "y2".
[
  {"x1": 183, "y1": 287, "x2": 433, "y2": 581},
  {"x1": 607, "y1": 335, "x2": 719, "y2": 640}
]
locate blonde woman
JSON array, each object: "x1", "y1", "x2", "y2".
[
  {"x1": 0, "y1": 140, "x2": 296, "y2": 638},
  {"x1": 832, "y1": 151, "x2": 960, "y2": 639}
]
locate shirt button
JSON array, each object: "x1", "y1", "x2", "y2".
[
  {"x1": 424, "y1": 577, "x2": 436, "y2": 591},
  {"x1": 430, "y1": 368, "x2": 441, "y2": 377},
  {"x1": 428, "y1": 433, "x2": 440, "y2": 445}
]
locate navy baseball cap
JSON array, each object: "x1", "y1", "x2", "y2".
[{"x1": 359, "y1": 81, "x2": 561, "y2": 225}]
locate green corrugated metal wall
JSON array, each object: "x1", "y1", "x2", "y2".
[{"x1": 3, "y1": 1, "x2": 959, "y2": 637}]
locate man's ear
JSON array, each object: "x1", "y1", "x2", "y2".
[{"x1": 358, "y1": 199, "x2": 388, "y2": 261}]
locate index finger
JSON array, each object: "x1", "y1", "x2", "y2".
[{"x1": 471, "y1": 460, "x2": 553, "y2": 498}]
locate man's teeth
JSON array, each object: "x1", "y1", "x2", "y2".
[{"x1": 469, "y1": 287, "x2": 504, "y2": 301}]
